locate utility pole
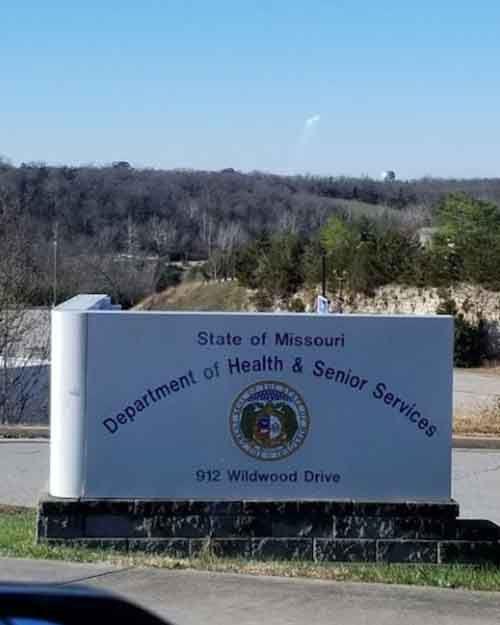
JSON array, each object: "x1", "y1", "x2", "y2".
[
  {"x1": 127, "y1": 213, "x2": 133, "y2": 259},
  {"x1": 321, "y1": 250, "x2": 326, "y2": 298},
  {"x1": 52, "y1": 221, "x2": 58, "y2": 308}
]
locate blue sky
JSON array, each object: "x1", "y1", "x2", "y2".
[{"x1": 1, "y1": 1, "x2": 500, "y2": 178}]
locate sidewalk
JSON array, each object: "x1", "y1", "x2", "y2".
[{"x1": 1, "y1": 558, "x2": 500, "y2": 625}]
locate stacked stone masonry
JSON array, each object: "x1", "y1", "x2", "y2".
[{"x1": 37, "y1": 497, "x2": 500, "y2": 564}]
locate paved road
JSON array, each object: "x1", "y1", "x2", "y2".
[
  {"x1": 453, "y1": 449, "x2": 500, "y2": 522},
  {"x1": 0, "y1": 440, "x2": 49, "y2": 507},
  {"x1": 454, "y1": 369, "x2": 499, "y2": 413},
  {"x1": 1, "y1": 441, "x2": 500, "y2": 524},
  {"x1": 1, "y1": 558, "x2": 499, "y2": 625}
]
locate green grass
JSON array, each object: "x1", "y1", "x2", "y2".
[
  {"x1": 0, "y1": 507, "x2": 113, "y2": 563},
  {"x1": 2, "y1": 507, "x2": 500, "y2": 591}
]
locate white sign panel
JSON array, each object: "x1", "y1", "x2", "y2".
[
  {"x1": 50, "y1": 302, "x2": 453, "y2": 501},
  {"x1": 316, "y1": 295, "x2": 330, "y2": 314}
]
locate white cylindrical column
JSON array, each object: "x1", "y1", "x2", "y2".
[{"x1": 49, "y1": 310, "x2": 87, "y2": 498}]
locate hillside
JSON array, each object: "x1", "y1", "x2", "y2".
[
  {"x1": 136, "y1": 280, "x2": 253, "y2": 312},
  {"x1": 137, "y1": 279, "x2": 500, "y2": 321},
  {"x1": 3, "y1": 161, "x2": 500, "y2": 311}
]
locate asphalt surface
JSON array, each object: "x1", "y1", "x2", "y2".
[
  {"x1": 1, "y1": 441, "x2": 500, "y2": 525},
  {"x1": 0, "y1": 439, "x2": 49, "y2": 508},
  {"x1": 453, "y1": 449, "x2": 500, "y2": 522},
  {"x1": 454, "y1": 369, "x2": 499, "y2": 413},
  {"x1": 1, "y1": 558, "x2": 500, "y2": 625}
]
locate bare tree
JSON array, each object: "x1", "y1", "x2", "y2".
[
  {"x1": 149, "y1": 216, "x2": 178, "y2": 260},
  {"x1": 0, "y1": 219, "x2": 49, "y2": 424},
  {"x1": 217, "y1": 222, "x2": 244, "y2": 280}
]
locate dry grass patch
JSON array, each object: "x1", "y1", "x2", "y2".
[
  {"x1": 473, "y1": 367, "x2": 500, "y2": 377},
  {"x1": 136, "y1": 281, "x2": 252, "y2": 312},
  {"x1": 454, "y1": 399, "x2": 500, "y2": 436}
]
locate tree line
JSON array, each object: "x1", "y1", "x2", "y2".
[
  {"x1": 2, "y1": 159, "x2": 500, "y2": 307},
  {"x1": 235, "y1": 192, "x2": 500, "y2": 366},
  {"x1": 236, "y1": 193, "x2": 500, "y2": 304}
]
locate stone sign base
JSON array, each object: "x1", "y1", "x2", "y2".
[{"x1": 37, "y1": 496, "x2": 500, "y2": 564}]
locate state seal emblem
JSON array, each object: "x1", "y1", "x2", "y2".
[{"x1": 229, "y1": 381, "x2": 309, "y2": 460}]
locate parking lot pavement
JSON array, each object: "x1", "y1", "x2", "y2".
[
  {"x1": 454, "y1": 369, "x2": 499, "y2": 413},
  {"x1": 0, "y1": 439, "x2": 49, "y2": 507},
  {"x1": 452, "y1": 448, "x2": 500, "y2": 523}
]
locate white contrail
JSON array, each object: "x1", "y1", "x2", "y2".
[
  {"x1": 286, "y1": 114, "x2": 322, "y2": 174},
  {"x1": 298, "y1": 113, "x2": 321, "y2": 148},
  {"x1": 304, "y1": 114, "x2": 321, "y2": 128}
]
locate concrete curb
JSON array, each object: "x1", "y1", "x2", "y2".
[
  {"x1": 1, "y1": 427, "x2": 500, "y2": 449},
  {"x1": 0, "y1": 426, "x2": 49, "y2": 439},
  {"x1": 452, "y1": 436, "x2": 500, "y2": 450}
]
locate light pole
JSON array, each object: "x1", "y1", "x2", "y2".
[
  {"x1": 321, "y1": 248, "x2": 326, "y2": 298},
  {"x1": 52, "y1": 223, "x2": 58, "y2": 308}
]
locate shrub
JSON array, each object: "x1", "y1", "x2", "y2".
[
  {"x1": 288, "y1": 298, "x2": 306, "y2": 312},
  {"x1": 155, "y1": 264, "x2": 183, "y2": 292},
  {"x1": 436, "y1": 295, "x2": 488, "y2": 367},
  {"x1": 251, "y1": 290, "x2": 274, "y2": 311}
]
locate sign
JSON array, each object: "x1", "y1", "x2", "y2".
[
  {"x1": 316, "y1": 295, "x2": 330, "y2": 314},
  {"x1": 50, "y1": 296, "x2": 453, "y2": 501}
]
